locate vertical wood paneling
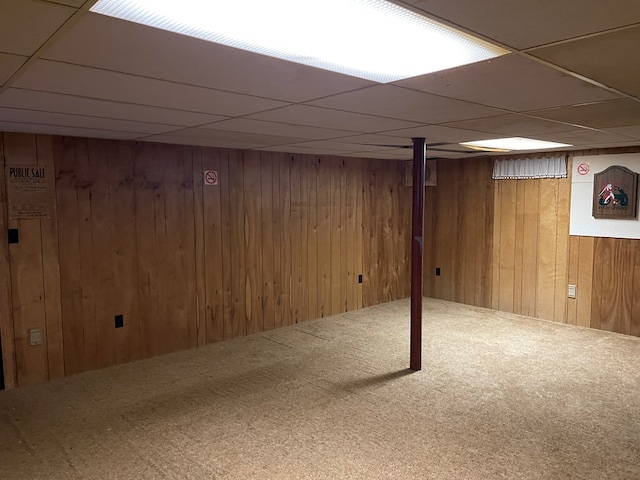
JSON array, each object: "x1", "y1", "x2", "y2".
[
  {"x1": 424, "y1": 158, "x2": 493, "y2": 309},
  {"x1": 396, "y1": 160, "x2": 411, "y2": 299},
  {"x1": 481, "y1": 161, "x2": 494, "y2": 308},
  {"x1": 362, "y1": 158, "x2": 413, "y2": 307},
  {"x1": 345, "y1": 158, "x2": 360, "y2": 311},
  {"x1": 271, "y1": 156, "x2": 283, "y2": 329},
  {"x1": 462, "y1": 160, "x2": 477, "y2": 305},
  {"x1": 362, "y1": 159, "x2": 376, "y2": 307},
  {"x1": 36, "y1": 136, "x2": 64, "y2": 379},
  {"x1": 260, "y1": 152, "x2": 276, "y2": 331},
  {"x1": 339, "y1": 158, "x2": 348, "y2": 312},
  {"x1": 576, "y1": 236, "x2": 594, "y2": 328},
  {"x1": 381, "y1": 159, "x2": 395, "y2": 303},
  {"x1": 4, "y1": 133, "x2": 49, "y2": 386},
  {"x1": 566, "y1": 236, "x2": 580, "y2": 325},
  {"x1": 228, "y1": 149, "x2": 246, "y2": 337},
  {"x1": 491, "y1": 180, "x2": 502, "y2": 310},
  {"x1": 590, "y1": 237, "x2": 638, "y2": 335},
  {"x1": 553, "y1": 175, "x2": 571, "y2": 323},
  {"x1": 164, "y1": 145, "x2": 197, "y2": 351},
  {"x1": 243, "y1": 150, "x2": 262, "y2": 334},
  {"x1": 491, "y1": 174, "x2": 571, "y2": 324},
  {"x1": 0, "y1": 134, "x2": 17, "y2": 388},
  {"x1": 536, "y1": 179, "x2": 557, "y2": 320},
  {"x1": 135, "y1": 142, "x2": 163, "y2": 358},
  {"x1": 109, "y1": 140, "x2": 140, "y2": 365},
  {"x1": 306, "y1": 157, "x2": 319, "y2": 320},
  {"x1": 355, "y1": 158, "x2": 364, "y2": 309},
  {"x1": 330, "y1": 157, "x2": 343, "y2": 314},
  {"x1": 300, "y1": 156, "x2": 311, "y2": 319},
  {"x1": 55, "y1": 137, "x2": 83, "y2": 375},
  {"x1": 192, "y1": 147, "x2": 206, "y2": 346},
  {"x1": 632, "y1": 244, "x2": 640, "y2": 337},
  {"x1": 279, "y1": 154, "x2": 292, "y2": 325},
  {"x1": 290, "y1": 155, "x2": 303, "y2": 323},
  {"x1": 74, "y1": 138, "x2": 98, "y2": 370},
  {"x1": 317, "y1": 157, "x2": 332, "y2": 316},
  {"x1": 498, "y1": 180, "x2": 517, "y2": 313},
  {"x1": 88, "y1": 138, "x2": 116, "y2": 368},
  {"x1": 521, "y1": 180, "x2": 539, "y2": 317},
  {"x1": 512, "y1": 181, "x2": 525, "y2": 314},
  {"x1": 219, "y1": 148, "x2": 234, "y2": 339}
]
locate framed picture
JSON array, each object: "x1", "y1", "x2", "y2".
[{"x1": 592, "y1": 165, "x2": 638, "y2": 219}]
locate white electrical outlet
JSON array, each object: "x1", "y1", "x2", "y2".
[
  {"x1": 567, "y1": 284, "x2": 577, "y2": 299},
  {"x1": 29, "y1": 328, "x2": 43, "y2": 346}
]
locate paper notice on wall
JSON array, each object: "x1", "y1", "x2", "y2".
[{"x1": 5, "y1": 165, "x2": 53, "y2": 219}]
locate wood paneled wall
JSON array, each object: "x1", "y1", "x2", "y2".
[
  {"x1": 423, "y1": 157, "x2": 494, "y2": 308},
  {"x1": 491, "y1": 176, "x2": 571, "y2": 322},
  {"x1": 424, "y1": 147, "x2": 640, "y2": 338},
  {"x1": 0, "y1": 132, "x2": 411, "y2": 388},
  {"x1": 565, "y1": 147, "x2": 640, "y2": 336},
  {"x1": 362, "y1": 159, "x2": 411, "y2": 306}
]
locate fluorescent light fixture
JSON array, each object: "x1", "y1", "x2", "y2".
[
  {"x1": 90, "y1": 0, "x2": 509, "y2": 83},
  {"x1": 460, "y1": 137, "x2": 572, "y2": 152}
]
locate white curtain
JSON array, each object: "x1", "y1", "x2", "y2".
[{"x1": 492, "y1": 155, "x2": 567, "y2": 180}]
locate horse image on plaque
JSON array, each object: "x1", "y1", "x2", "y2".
[{"x1": 592, "y1": 165, "x2": 638, "y2": 219}]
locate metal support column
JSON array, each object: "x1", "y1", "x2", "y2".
[{"x1": 410, "y1": 137, "x2": 426, "y2": 371}]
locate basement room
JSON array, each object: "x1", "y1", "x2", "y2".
[{"x1": 1, "y1": 1, "x2": 639, "y2": 479}]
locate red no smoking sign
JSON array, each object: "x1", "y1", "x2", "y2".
[
  {"x1": 204, "y1": 170, "x2": 218, "y2": 186},
  {"x1": 577, "y1": 163, "x2": 590, "y2": 176}
]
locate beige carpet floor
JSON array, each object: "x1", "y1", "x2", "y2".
[{"x1": 1, "y1": 298, "x2": 639, "y2": 480}]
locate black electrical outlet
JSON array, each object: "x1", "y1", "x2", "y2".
[
  {"x1": 114, "y1": 314, "x2": 124, "y2": 328},
  {"x1": 8, "y1": 229, "x2": 19, "y2": 244},
  {"x1": 358, "y1": 274, "x2": 363, "y2": 284},
  {"x1": 435, "y1": 267, "x2": 441, "y2": 276}
]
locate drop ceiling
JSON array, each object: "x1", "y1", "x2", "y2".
[{"x1": 0, "y1": 0, "x2": 639, "y2": 159}]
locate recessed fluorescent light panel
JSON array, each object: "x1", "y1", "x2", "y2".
[
  {"x1": 90, "y1": 0, "x2": 509, "y2": 83},
  {"x1": 460, "y1": 137, "x2": 572, "y2": 152}
]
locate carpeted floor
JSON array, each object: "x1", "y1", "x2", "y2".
[{"x1": 1, "y1": 298, "x2": 639, "y2": 479}]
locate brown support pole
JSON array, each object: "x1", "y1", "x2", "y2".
[{"x1": 410, "y1": 137, "x2": 426, "y2": 371}]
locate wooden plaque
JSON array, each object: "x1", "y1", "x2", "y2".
[{"x1": 592, "y1": 165, "x2": 638, "y2": 219}]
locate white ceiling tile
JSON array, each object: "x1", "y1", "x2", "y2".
[
  {"x1": 44, "y1": 0, "x2": 87, "y2": 7},
  {"x1": 247, "y1": 105, "x2": 421, "y2": 133},
  {"x1": 0, "y1": 88, "x2": 228, "y2": 126},
  {"x1": 380, "y1": 125, "x2": 508, "y2": 144},
  {"x1": 395, "y1": 54, "x2": 621, "y2": 112},
  {"x1": 307, "y1": 85, "x2": 505, "y2": 124},
  {"x1": 284, "y1": 140, "x2": 395, "y2": 152},
  {"x1": 604, "y1": 125, "x2": 640, "y2": 139},
  {"x1": 0, "y1": 107, "x2": 178, "y2": 135},
  {"x1": 581, "y1": 140, "x2": 640, "y2": 149},
  {"x1": 258, "y1": 145, "x2": 346, "y2": 156},
  {"x1": 528, "y1": 99, "x2": 640, "y2": 128},
  {"x1": 150, "y1": 127, "x2": 307, "y2": 148},
  {"x1": 530, "y1": 26, "x2": 640, "y2": 97},
  {"x1": 0, "y1": 53, "x2": 27, "y2": 86},
  {"x1": 330, "y1": 133, "x2": 415, "y2": 148},
  {"x1": 402, "y1": 0, "x2": 640, "y2": 49},
  {"x1": 444, "y1": 114, "x2": 579, "y2": 136},
  {"x1": 14, "y1": 60, "x2": 288, "y2": 116},
  {"x1": 0, "y1": 0, "x2": 75, "y2": 56},
  {"x1": 200, "y1": 118, "x2": 354, "y2": 140},
  {"x1": 532, "y1": 129, "x2": 636, "y2": 146},
  {"x1": 139, "y1": 133, "x2": 282, "y2": 150},
  {"x1": 0, "y1": 120, "x2": 139, "y2": 140},
  {"x1": 341, "y1": 149, "x2": 411, "y2": 159},
  {"x1": 43, "y1": 13, "x2": 374, "y2": 102}
]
